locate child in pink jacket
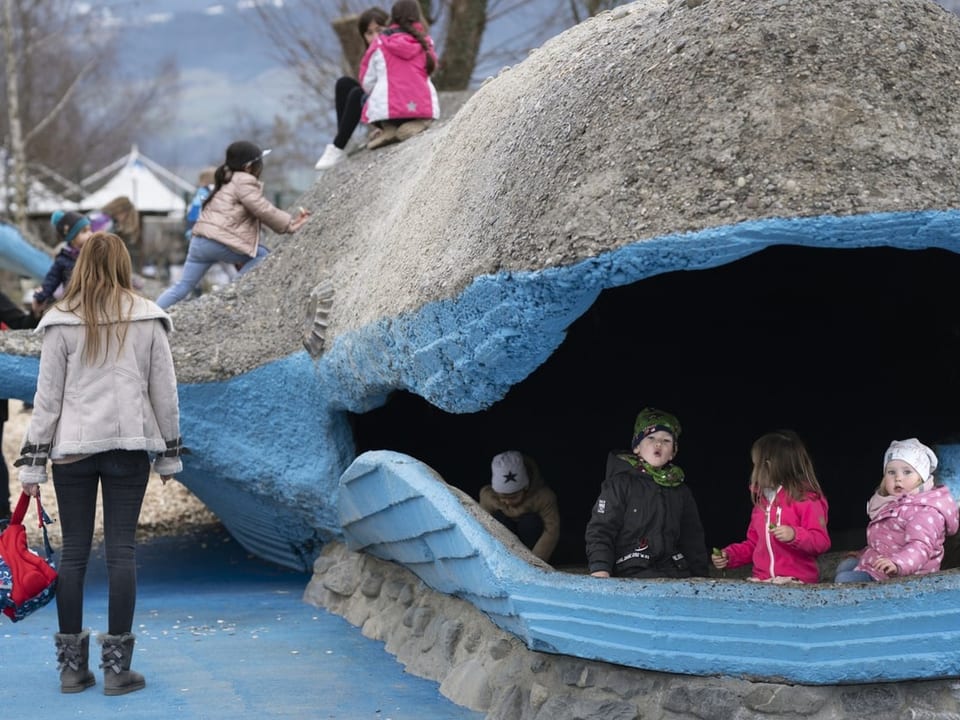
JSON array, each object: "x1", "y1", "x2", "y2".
[
  {"x1": 713, "y1": 430, "x2": 830, "y2": 584},
  {"x1": 360, "y1": 0, "x2": 440, "y2": 150},
  {"x1": 835, "y1": 438, "x2": 959, "y2": 582}
]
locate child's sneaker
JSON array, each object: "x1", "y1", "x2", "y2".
[{"x1": 314, "y1": 144, "x2": 346, "y2": 170}]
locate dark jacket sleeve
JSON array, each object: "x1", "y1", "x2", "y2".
[
  {"x1": 34, "y1": 254, "x2": 68, "y2": 304},
  {"x1": 584, "y1": 454, "x2": 628, "y2": 574}
]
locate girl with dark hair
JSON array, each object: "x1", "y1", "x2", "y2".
[
  {"x1": 315, "y1": 7, "x2": 390, "y2": 170},
  {"x1": 156, "y1": 140, "x2": 310, "y2": 309},
  {"x1": 359, "y1": 0, "x2": 440, "y2": 151},
  {"x1": 18, "y1": 232, "x2": 185, "y2": 695}
]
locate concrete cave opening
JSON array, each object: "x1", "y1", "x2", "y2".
[{"x1": 352, "y1": 245, "x2": 960, "y2": 567}]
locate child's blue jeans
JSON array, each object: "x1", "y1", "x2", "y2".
[
  {"x1": 834, "y1": 556, "x2": 875, "y2": 583},
  {"x1": 157, "y1": 235, "x2": 268, "y2": 309}
]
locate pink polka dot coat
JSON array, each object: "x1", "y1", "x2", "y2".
[{"x1": 857, "y1": 485, "x2": 959, "y2": 581}]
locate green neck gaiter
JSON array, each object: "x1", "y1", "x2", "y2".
[{"x1": 620, "y1": 454, "x2": 686, "y2": 487}]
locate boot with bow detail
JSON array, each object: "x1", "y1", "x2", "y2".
[
  {"x1": 54, "y1": 630, "x2": 96, "y2": 693},
  {"x1": 98, "y1": 632, "x2": 145, "y2": 696}
]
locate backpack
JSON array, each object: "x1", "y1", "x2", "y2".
[{"x1": 0, "y1": 491, "x2": 57, "y2": 622}]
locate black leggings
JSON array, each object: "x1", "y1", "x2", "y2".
[
  {"x1": 333, "y1": 76, "x2": 366, "y2": 150},
  {"x1": 52, "y1": 450, "x2": 149, "y2": 635}
]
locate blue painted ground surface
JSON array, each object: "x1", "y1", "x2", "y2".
[{"x1": 0, "y1": 526, "x2": 481, "y2": 720}]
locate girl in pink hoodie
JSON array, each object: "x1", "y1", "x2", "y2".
[
  {"x1": 835, "y1": 438, "x2": 959, "y2": 583},
  {"x1": 713, "y1": 430, "x2": 831, "y2": 584},
  {"x1": 359, "y1": 0, "x2": 440, "y2": 150}
]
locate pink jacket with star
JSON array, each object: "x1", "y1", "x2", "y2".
[
  {"x1": 856, "y1": 485, "x2": 959, "y2": 581},
  {"x1": 723, "y1": 487, "x2": 831, "y2": 584},
  {"x1": 360, "y1": 23, "x2": 440, "y2": 124}
]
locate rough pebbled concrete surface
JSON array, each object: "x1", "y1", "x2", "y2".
[{"x1": 3, "y1": 0, "x2": 951, "y2": 383}]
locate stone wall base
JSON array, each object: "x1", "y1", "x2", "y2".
[{"x1": 304, "y1": 542, "x2": 960, "y2": 720}]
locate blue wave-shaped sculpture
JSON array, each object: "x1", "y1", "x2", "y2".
[
  {"x1": 339, "y1": 449, "x2": 960, "y2": 686},
  {"x1": 0, "y1": 223, "x2": 51, "y2": 280},
  {"x1": 2, "y1": 211, "x2": 960, "y2": 684}
]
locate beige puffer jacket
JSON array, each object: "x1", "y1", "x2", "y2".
[
  {"x1": 478, "y1": 454, "x2": 560, "y2": 562},
  {"x1": 18, "y1": 294, "x2": 184, "y2": 482},
  {"x1": 190, "y1": 170, "x2": 294, "y2": 258}
]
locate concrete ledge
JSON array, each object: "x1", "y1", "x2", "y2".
[{"x1": 306, "y1": 541, "x2": 960, "y2": 720}]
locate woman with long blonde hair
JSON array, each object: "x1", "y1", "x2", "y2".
[{"x1": 18, "y1": 232, "x2": 185, "y2": 696}]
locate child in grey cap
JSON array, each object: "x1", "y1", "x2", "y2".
[{"x1": 478, "y1": 451, "x2": 560, "y2": 563}]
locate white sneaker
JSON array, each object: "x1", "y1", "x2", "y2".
[{"x1": 314, "y1": 144, "x2": 346, "y2": 170}]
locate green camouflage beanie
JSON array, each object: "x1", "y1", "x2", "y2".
[{"x1": 631, "y1": 407, "x2": 682, "y2": 449}]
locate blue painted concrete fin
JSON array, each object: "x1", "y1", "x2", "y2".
[
  {"x1": 338, "y1": 449, "x2": 960, "y2": 686},
  {"x1": 0, "y1": 223, "x2": 51, "y2": 280}
]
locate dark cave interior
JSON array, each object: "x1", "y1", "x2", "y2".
[{"x1": 352, "y1": 245, "x2": 960, "y2": 567}]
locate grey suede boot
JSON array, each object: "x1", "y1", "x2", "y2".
[
  {"x1": 54, "y1": 630, "x2": 96, "y2": 693},
  {"x1": 98, "y1": 632, "x2": 146, "y2": 696}
]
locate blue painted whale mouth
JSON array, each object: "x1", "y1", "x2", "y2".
[{"x1": 349, "y1": 216, "x2": 960, "y2": 564}]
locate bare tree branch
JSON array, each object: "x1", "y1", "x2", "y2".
[
  {"x1": 22, "y1": 56, "x2": 97, "y2": 147},
  {"x1": 1, "y1": 0, "x2": 181, "y2": 228}
]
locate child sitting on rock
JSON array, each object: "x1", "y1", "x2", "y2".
[
  {"x1": 835, "y1": 438, "x2": 958, "y2": 583},
  {"x1": 314, "y1": 7, "x2": 389, "y2": 170},
  {"x1": 585, "y1": 408, "x2": 709, "y2": 579},
  {"x1": 32, "y1": 210, "x2": 93, "y2": 314},
  {"x1": 360, "y1": 0, "x2": 440, "y2": 151},
  {"x1": 479, "y1": 451, "x2": 559, "y2": 563}
]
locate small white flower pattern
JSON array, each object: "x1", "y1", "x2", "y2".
[{"x1": 858, "y1": 485, "x2": 959, "y2": 580}]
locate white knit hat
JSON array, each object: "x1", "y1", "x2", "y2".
[
  {"x1": 884, "y1": 438, "x2": 938, "y2": 482},
  {"x1": 491, "y1": 451, "x2": 529, "y2": 494}
]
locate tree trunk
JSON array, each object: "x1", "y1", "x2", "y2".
[
  {"x1": 433, "y1": 0, "x2": 488, "y2": 91},
  {"x1": 2, "y1": 0, "x2": 28, "y2": 230},
  {"x1": 332, "y1": 13, "x2": 366, "y2": 78}
]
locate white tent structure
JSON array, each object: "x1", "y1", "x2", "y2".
[{"x1": 79, "y1": 145, "x2": 193, "y2": 216}]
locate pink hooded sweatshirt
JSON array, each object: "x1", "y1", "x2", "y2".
[
  {"x1": 359, "y1": 23, "x2": 440, "y2": 125},
  {"x1": 856, "y1": 485, "x2": 959, "y2": 581},
  {"x1": 723, "y1": 488, "x2": 831, "y2": 584}
]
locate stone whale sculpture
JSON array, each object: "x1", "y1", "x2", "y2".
[{"x1": 3, "y1": 0, "x2": 960, "y2": 685}]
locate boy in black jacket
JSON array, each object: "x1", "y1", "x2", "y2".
[{"x1": 585, "y1": 407, "x2": 709, "y2": 579}]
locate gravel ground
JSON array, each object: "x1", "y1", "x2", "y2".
[{"x1": 3, "y1": 400, "x2": 219, "y2": 548}]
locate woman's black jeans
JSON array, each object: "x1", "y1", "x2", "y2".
[{"x1": 52, "y1": 450, "x2": 149, "y2": 635}]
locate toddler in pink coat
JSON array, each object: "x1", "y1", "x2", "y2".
[
  {"x1": 712, "y1": 430, "x2": 831, "y2": 584},
  {"x1": 835, "y1": 438, "x2": 959, "y2": 583}
]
